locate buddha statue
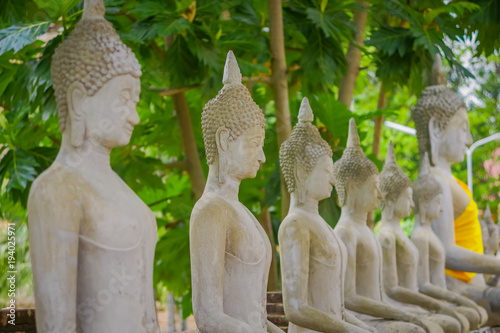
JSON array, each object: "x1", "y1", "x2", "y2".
[
  {"x1": 377, "y1": 143, "x2": 471, "y2": 332},
  {"x1": 190, "y1": 51, "x2": 284, "y2": 333},
  {"x1": 411, "y1": 153, "x2": 488, "y2": 328},
  {"x1": 332, "y1": 118, "x2": 439, "y2": 333},
  {"x1": 480, "y1": 206, "x2": 500, "y2": 287},
  {"x1": 278, "y1": 98, "x2": 375, "y2": 333},
  {"x1": 27, "y1": 0, "x2": 160, "y2": 332},
  {"x1": 412, "y1": 54, "x2": 500, "y2": 325}
]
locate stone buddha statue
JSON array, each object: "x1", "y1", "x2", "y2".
[
  {"x1": 332, "y1": 119, "x2": 437, "y2": 333},
  {"x1": 190, "y1": 51, "x2": 283, "y2": 333},
  {"x1": 377, "y1": 143, "x2": 469, "y2": 332},
  {"x1": 27, "y1": 0, "x2": 160, "y2": 332},
  {"x1": 480, "y1": 205, "x2": 500, "y2": 287},
  {"x1": 412, "y1": 55, "x2": 500, "y2": 325},
  {"x1": 411, "y1": 153, "x2": 488, "y2": 328},
  {"x1": 278, "y1": 98, "x2": 374, "y2": 333}
]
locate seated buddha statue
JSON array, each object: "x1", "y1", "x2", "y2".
[
  {"x1": 190, "y1": 51, "x2": 284, "y2": 333},
  {"x1": 411, "y1": 153, "x2": 488, "y2": 328},
  {"x1": 412, "y1": 54, "x2": 500, "y2": 325},
  {"x1": 278, "y1": 98, "x2": 375, "y2": 333},
  {"x1": 332, "y1": 119, "x2": 440, "y2": 333},
  {"x1": 377, "y1": 143, "x2": 471, "y2": 332},
  {"x1": 27, "y1": 0, "x2": 160, "y2": 332}
]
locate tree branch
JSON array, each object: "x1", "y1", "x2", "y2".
[
  {"x1": 151, "y1": 85, "x2": 200, "y2": 96},
  {"x1": 165, "y1": 161, "x2": 188, "y2": 169}
]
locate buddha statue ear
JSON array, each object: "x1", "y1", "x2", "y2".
[
  {"x1": 384, "y1": 199, "x2": 395, "y2": 220},
  {"x1": 428, "y1": 117, "x2": 443, "y2": 162},
  {"x1": 293, "y1": 164, "x2": 307, "y2": 204},
  {"x1": 215, "y1": 126, "x2": 231, "y2": 184},
  {"x1": 66, "y1": 82, "x2": 87, "y2": 148}
]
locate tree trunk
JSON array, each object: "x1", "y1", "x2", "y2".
[
  {"x1": 372, "y1": 83, "x2": 386, "y2": 159},
  {"x1": 268, "y1": 0, "x2": 292, "y2": 218},
  {"x1": 165, "y1": 35, "x2": 206, "y2": 201},
  {"x1": 259, "y1": 206, "x2": 279, "y2": 291},
  {"x1": 367, "y1": 83, "x2": 386, "y2": 230},
  {"x1": 171, "y1": 93, "x2": 206, "y2": 200},
  {"x1": 338, "y1": 1, "x2": 369, "y2": 108}
]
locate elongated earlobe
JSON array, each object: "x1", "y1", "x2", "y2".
[
  {"x1": 215, "y1": 127, "x2": 231, "y2": 184},
  {"x1": 294, "y1": 164, "x2": 307, "y2": 204},
  {"x1": 385, "y1": 200, "x2": 394, "y2": 220},
  {"x1": 67, "y1": 82, "x2": 87, "y2": 148}
]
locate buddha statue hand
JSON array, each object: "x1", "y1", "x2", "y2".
[
  {"x1": 408, "y1": 315, "x2": 435, "y2": 333},
  {"x1": 438, "y1": 305, "x2": 466, "y2": 333}
]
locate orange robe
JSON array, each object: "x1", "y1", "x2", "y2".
[{"x1": 444, "y1": 177, "x2": 484, "y2": 283}]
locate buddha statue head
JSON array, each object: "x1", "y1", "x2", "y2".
[
  {"x1": 51, "y1": 0, "x2": 142, "y2": 149},
  {"x1": 379, "y1": 141, "x2": 413, "y2": 220},
  {"x1": 280, "y1": 97, "x2": 334, "y2": 204},
  {"x1": 332, "y1": 118, "x2": 380, "y2": 211},
  {"x1": 201, "y1": 51, "x2": 266, "y2": 184},
  {"x1": 413, "y1": 153, "x2": 443, "y2": 221},
  {"x1": 412, "y1": 54, "x2": 472, "y2": 166}
]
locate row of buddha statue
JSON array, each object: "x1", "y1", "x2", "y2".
[{"x1": 26, "y1": 0, "x2": 500, "y2": 332}]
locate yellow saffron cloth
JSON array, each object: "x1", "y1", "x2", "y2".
[{"x1": 445, "y1": 177, "x2": 484, "y2": 283}]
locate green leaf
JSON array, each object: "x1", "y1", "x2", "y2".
[
  {"x1": 154, "y1": 17, "x2": 191, "y2": 37},
  {"x1": 306, "y1": 7, "x2": 341, "y2": 38},
  {"x1": 424, "y1": 2, "x2": 480, "y2": 24},
  {"x1": 33, "y1": 0, "x2": 81, "y2": 21},
  {"x1": 0, "y1": 149, "x2": 39, "y2": 191},
  {"x1": 0, "y1": 21, "x2": 51, "y2": 54},
  {"x1": 367, "y1": 26, "x2": 412, "y2": 57}
]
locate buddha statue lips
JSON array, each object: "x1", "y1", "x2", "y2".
[{"x1": 27, "y1": 0, "x2": 159, "y2": 332}]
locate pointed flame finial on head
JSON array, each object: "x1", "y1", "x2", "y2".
[
  {"x1": 419, "y1": 152, "x2": 431, "y2": 176},
  {"x1": 298, "y1": 97, "x2": 314, "y2": 123},
  {"x1": 347, "y1": 118, "x2": 360, "y2": 148},
  {"x1": 83, "y1": 0, "x2": 105, "y2": 19},
  {"x1": 385, "y1": 140, "x2": 397, "y2": 165},
  {"x1": 222, "y1": 51, "x2": 242, "y2": 85},
  {"x1": 485, "y1": 205, "x2": 492, "y2": 222},
  {"x1": 430, "y1": 53, "x2": 447, "y2": 86}
]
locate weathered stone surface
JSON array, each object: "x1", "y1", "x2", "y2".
[
  {"x1": 190, "y1": 51, "x2": 283, "y2": 333},
  {"x1": 26, "y1": 1, "x2": 159, "y2": 332}
]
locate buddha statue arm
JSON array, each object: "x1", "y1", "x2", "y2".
[
  {"x1": 433, "y1": 179, "x2": 500, "y2": 274},
  {"x1": 27, "y1": 180, "x2": 81, "y2": 333},
  {"x1": 335, "y1": 227, "x2": 432, "y2": 332},
  {"x1": 411, "y1": 235, "x2": 487, "y2": 323},
  {"x1": 379, "y1": 232, "x2": 465, "y2": 328},
  {"x1": 190, "y1": 202, "x2": 267, "y2": 333},
  {"x1": 411, "y1": 235, "x2": 431, "y2": 287},
  {"x1": 279, "y1": 222, "x2": 371, "y2": 333}
]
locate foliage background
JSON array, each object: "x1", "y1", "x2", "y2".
[{"x1": 0, "y1": 0, "x2": 498, "y2": 318}]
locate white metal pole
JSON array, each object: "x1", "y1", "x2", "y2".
[{"x1": 465, "y1": 132, "x2": 500, "y2": 195}]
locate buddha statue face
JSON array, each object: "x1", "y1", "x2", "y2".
[
  {"x1": 216, "y1": 124, "x2": 265, "y2": 181},
  {"x1": 429, "y1": 107, "x2": 472, "y2": 164},
  {"x1": 347, "y1": 174, "x2": 382, "y2": 212},
  {"x1": 67, "y1": 74, "x2": 140, "y2": 149},
  {"x1": 295, "y1": 155, "x2": 335, "y2": 202},
  {"x1": 421, "y1": 193, "x2": 443, "y2": 221},
  {"x1": 391, "y1": 187, "x2": 414, "y2": 220}
]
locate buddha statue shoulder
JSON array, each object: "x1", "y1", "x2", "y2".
[
  {"x1": 377, "y1": 143, "x2": 469, "y2": 333},
  {"x1": 27, "y1": 0, "x2": 159, "y2": 332},
  {"x1": 412, "y1": 54, "x2": 500, "y2": 325},
  {"x1": 190, "y1": 51, "x2": 284, "y2": 333},
  {"x1": 411, "y1": 153, "x2": 488, "y2": 328},
  {"x1": 278, "y1": 98, "x2": 375, "y2": 333},
  {"x1": 332, "y1": 119, "x2": 435, "y2": 333}
]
